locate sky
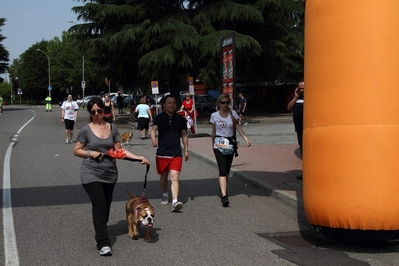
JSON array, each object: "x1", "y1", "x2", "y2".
[{"x1": 2, "y1": 0, "x2": 80, "y2": 78}]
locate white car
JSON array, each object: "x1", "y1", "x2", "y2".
[{"x1": 80, "y1": 95, "x2": 98, "y2": 108}]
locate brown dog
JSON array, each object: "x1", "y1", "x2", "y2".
[
  {"x1": 121, "y1": 132, "x2": 133, "y2": 145},
  {"x1": 125, "y1": 191, "x2": 155, "y2": 242}
]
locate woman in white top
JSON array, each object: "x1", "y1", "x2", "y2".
[
  {"x1": 61, "y1": 94, "x2": 79, "y2": 144},
  {"x1": 210, "y1": 94, "x2": 251, "y2": 207},
  {"x1": 135, "y1": 96, "x2": 153, "y2": 139}
]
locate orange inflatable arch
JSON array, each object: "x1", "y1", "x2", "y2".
[{"x1": 304, "y1": 0, "x2": 399, "y2": 241}]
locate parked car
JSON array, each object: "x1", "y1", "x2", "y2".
[
  {"x1": 109, "y1": 94, "x2": 119, "y2": 105},
  {"x1": 194, "y1": 94, "x2": 217, "y2": 113},
  {"x1": 80, "y1": 95, "x2": 98, "y2": 108},
  {"x1": 152, "y1": 93, "x2": 216, "y2": 113},
  {"x1": 123, "y1": 95, "x2": 136, "y2": 107},
  {"x1": 151, "y1": 93, "x2": 185, "y2": 113}
]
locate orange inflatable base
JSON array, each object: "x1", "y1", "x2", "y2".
[{"x1": 315, "y1": 226, "x2": 399, "y2": 244}]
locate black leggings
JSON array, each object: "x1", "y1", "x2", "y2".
[
  {"x1": 82, "y1": 182, "x2": 116, "y2": 250},
  {"x1": 213, "y1": 149, "x2": 234, "y2": 176}
]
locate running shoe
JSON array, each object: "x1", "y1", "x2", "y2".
[{"x1": 171, "y1": 201, "x2": 183, "y2": 212}]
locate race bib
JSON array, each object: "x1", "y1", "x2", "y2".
[
  {"x1": 214, "y1": 137, "x2": 229, "y2": 149},
  {"x1": 214, "y1": 137, "x2": 234, "y2": 155}
]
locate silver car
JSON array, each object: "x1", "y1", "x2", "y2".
[{"x1": 80, "y1": 95, "x2": 98, "y2": 108}]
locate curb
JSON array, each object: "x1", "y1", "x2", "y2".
[{"x1": 188, "y1": 148, "x2": 301, "y2": 209}]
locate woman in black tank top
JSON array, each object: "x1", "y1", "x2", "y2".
[{"x1": 103, "y1": 94, "x2": 115, "y2": 123}]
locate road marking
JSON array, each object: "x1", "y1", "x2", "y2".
[{"x1": 3, "y1": 111, "x2": 35, "y2": 266}]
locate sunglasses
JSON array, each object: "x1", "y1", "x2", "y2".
[
  {"x1": 90, "y1": 109, "x2": 103, "y2": 115},
  {"x1": 220, "y1": 101, "x2": 230, "y2": 105}
]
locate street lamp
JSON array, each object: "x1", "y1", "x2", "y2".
[
  {"x1": 5, "y1": 71, "x2": 13, "y2": 105},
  {"x1": 37, "y1": 49, "x2": 51, "y2": 98},
  {"x1": 10, "y1": 76, "x2": 13, "y2": 105}
]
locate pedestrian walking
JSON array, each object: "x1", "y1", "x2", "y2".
[
  {"x1": 61, "y1": 94, "x2": 79, "y2": 144},
  {"x1": 135, "y1": 96, "x2": 152, "y2": 139},
  {"x1": 238, "y1": 92, "x2": 248, "y2": 125},
  {"x1": 76, "y1": 94, "x2": 82, "y2": 108},
  {"x1": 102, "y1": 94, "x2": 115, "y2": 123},
  {"x1": 180, "y1": 92, "x2": 195, "y2": 119},
  {"x1": 150, "y1": 95, "x2": 189, "y2": 212},
  {"x1": 73, "y1": 96, "x2": 150, "y2": 256},
  {"x1": 45, "y1": 95, "x2": 52, "y2": 112},
  {"x1": 180, "y1": 92, "x2": 197, "y2": 134},
  {"x1": 210, "y1": 94, "x2": 251, "y2": 207},
  {"x1": 116, "y1": 92, "x2": 124, "y2": 114},
  {"x1": 287, "y1": 80, "x2": 304, "y2": 180}
]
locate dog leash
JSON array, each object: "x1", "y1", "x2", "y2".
[
  {"x1": 104, "y1": 151, "x2": 153, "y2": 218},
  {"x1": 140, "y1": 164, "x2": 150, "y2": 192},
  {"x1": 104, "y1": 150, "x2": 150, "y2": 193}
]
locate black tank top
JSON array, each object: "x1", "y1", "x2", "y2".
[{"x1": 104, "y1": 102, "x2": 112, "y2": 114}]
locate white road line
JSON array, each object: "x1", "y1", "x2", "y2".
[{"x1": 3, "y1": 111, "x2": 35, "y2": 266}]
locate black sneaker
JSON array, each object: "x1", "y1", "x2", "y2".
[{"x1": 221, "y1": 196, "x2": 229, "y2": 207}]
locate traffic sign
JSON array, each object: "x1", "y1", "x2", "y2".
[
  {"x1": 151, "y1": 81, "x2": 159, "y2": 94},
  {"x1": 188, "y1": 77, "x2": 194, "y2": 95}
]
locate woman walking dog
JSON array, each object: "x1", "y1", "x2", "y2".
[{"x1": 73, "y1": 96, "x2": 150, "y2": 256}]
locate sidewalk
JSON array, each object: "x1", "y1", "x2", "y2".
[
  {"x1": 192, "y1": 111, "x2": 303, "y2": 207},
  {"x1": 187, "y1": 136, "x2": 303, "y2": 207}
]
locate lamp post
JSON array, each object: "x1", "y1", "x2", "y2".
[
  {"x1": 37, "y1": 49, "x2": 51, "y2": 98},
  {"x1": 10, "y1": 76, "x2": 13, "y2": 105},
  {"x1": 5, "y1": 71, "x2": 13, "y2": 105}
]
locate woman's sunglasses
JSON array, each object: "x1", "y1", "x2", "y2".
[
  {"x1": 220, "y1": 101, "x2": 230, "y2": 105},
  {"x1": 90, "y1": 109, "x2": 103, "y2": 115}
]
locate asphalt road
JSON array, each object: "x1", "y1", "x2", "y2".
[{"x1": 1, "y1": 105, "x2": 399, "y2": 266}]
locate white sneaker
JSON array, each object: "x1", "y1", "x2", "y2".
[
  {"x1": 65, "y1": 139, "x2": 69, "y2": 144},
  {"x1": 69, "y1": 140, "x2": 73, "y2": 144},
  {"x1": 243, "y1": 122, "x2": 248, "y2": 126},
  {"x1": 98, "y1": 246, "x2": 112, "y2": 256},
  {"x1": 171, "y1": 201, "x2": 183, "y2": 212}
]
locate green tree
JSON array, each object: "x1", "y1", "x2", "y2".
[
  {"x1": 189, "y1": 0, "x2": 303, "y2": 85},
  {"x1": 189, "y1": 0, "x2": 264, "y2": 87},
  {"x1": 251, "y1": 0, "x2": 304, "y2": 83},
  {"x1": 48, "y1": 31, "x2": 103, "y2": 97},
  {"x1": 70, "y1": 0, "x2": 303, "y2": 99},
  {"x1": 0, "y1": 80, "x2": 10, "y2": 97},
  {"x1": 7, "y1": 58, "x2": 21, "y2": 96},
  {"x1": 71, "y1": 0, "x2": 197, "y2": 101},
  {"x1": 71, "y1": 0, "x2": 265, "y2": 100},
  {"x1": 0, "y1": 18, "x2": 10, "y2": 82},
  {"x1": 9, "y1": 33, "x2": 105, "y2": 103},
  {"x1": 19, "y1": 41, "x2": 51, "y2": 101},
  {"x1": 71, "y1": 1, "x2": 143, "y2": 92}
]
